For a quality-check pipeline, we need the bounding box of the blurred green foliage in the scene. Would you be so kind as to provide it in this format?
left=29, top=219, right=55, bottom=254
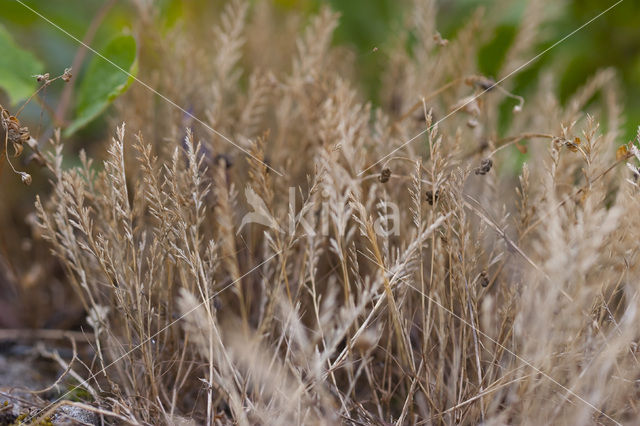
left=64, top=33, right=137, bottom=136
left=559, top=0, right=640, bottom=139
left=0, top=0, right=135, bottom=138
left=321, top=0, right=640, bottom=140
left=0, top=24, right=43, bottom=104
left=0, top=0, right=638, bottom=142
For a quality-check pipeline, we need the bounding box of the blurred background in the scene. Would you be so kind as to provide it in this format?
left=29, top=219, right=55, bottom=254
left=3, top=0, right=640, bottom=138
left=0, top=0, right=638, bottom=329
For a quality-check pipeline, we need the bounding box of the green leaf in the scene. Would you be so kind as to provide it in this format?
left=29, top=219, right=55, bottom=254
left=0, top=24, right=44, bottom=105
left=65, top=33, right=137, bottom=137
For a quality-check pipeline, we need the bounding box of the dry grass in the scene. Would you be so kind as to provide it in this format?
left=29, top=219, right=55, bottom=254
left=24, top=0, right=640, bottom=424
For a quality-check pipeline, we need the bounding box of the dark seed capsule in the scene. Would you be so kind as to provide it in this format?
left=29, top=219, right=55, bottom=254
left=425, top=189, right=440, bottom=205
left=479, top=270, right=489, bottom=287
left=378, top=168, right=391, bottom=183
left=477, top=78, right=496, bottom=91
left=475, top=158, right=493, bottom=175
left=35, top=73, right=49, bottom=83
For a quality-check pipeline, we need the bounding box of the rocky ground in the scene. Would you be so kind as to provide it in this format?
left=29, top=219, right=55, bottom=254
left=0, top=341, right=99, bottom=426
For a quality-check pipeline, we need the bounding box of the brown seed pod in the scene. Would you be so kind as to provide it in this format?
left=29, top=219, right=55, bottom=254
left=479, top=270, right=489, bottom=287
left=564, top=137, right=581, bottom=152
left=476, top=77, right=496, bottom=91
left=35, top=72, right=50, bottom=83
left=616, top=145, right=628, bottom=161
left=474, top=158, right=493, bottom=175
left=425, top=189, right=440, bottom=205
left=514, top=142, right=527, bottom=154
left=378, top=167, right=391, bottom=183
left=62, top=67, right=73, bottom=83
left=433, top=32, right=449, bottom=47
left=20, top=172, right=32, bottom=186
left=1, top=107, right=30, bottom=158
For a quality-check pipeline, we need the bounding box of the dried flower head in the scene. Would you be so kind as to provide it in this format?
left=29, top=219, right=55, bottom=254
left=34, top=72, right=50, bottom=83
left=479, top=270, right=489, bottom=287
left=564, top=137, right=582, bottom=152
left=617, top=145, right=629, bottom=161
left=1, top=108, right=30, bottom=157
left=433, top=32, right=448, bottom=47
left=475, top=158, right=493, bottom=175
left=426, top=189, right=440, bottom=205
left=62, top=67, right=73, bottom=82
left=19, top=172, right=32, bottom=186
left=476, top=77, right=496, bottom=91
left=378, top=167, right=391, bottom=183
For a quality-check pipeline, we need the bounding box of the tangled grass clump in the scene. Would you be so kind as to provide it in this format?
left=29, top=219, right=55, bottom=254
left=28, top=0, right=640, bottom=424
